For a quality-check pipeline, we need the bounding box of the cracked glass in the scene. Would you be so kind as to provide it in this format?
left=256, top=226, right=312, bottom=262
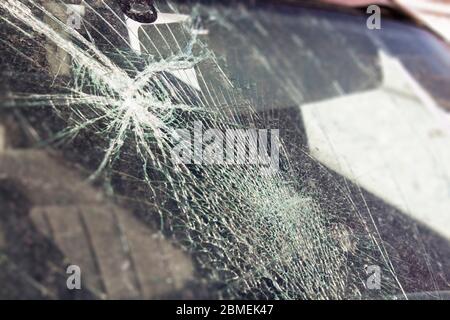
left=0, top=0, right=450, bottom=300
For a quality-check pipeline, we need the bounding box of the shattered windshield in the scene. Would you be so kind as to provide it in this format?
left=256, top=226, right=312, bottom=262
left=0, top=0, right=450, bottom=300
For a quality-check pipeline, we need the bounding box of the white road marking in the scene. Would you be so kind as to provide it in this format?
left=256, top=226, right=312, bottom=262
left=301, top=51, right=450, bottom=239
left=125, top=13, right=201, bottom=91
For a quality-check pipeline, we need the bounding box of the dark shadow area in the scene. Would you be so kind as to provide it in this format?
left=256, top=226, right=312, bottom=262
left=0, top=179, right=96, bottom=299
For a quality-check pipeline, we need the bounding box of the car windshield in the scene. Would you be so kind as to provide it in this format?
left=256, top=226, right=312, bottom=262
left=0, top=0, right=449, bottom=300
